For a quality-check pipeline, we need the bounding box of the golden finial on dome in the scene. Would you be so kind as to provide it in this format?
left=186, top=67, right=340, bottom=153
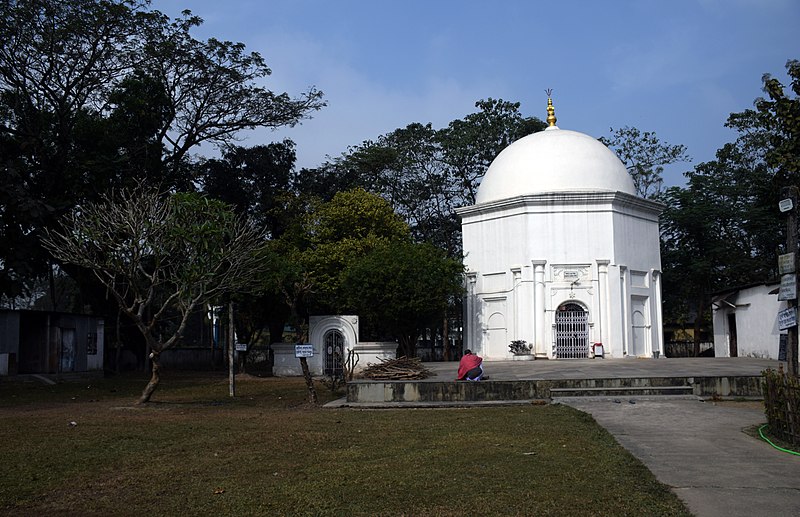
left=545, top=88, right=557, bottom=127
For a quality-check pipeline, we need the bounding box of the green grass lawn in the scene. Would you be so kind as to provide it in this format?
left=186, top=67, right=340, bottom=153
left=0, top=372, right=690, bottom=516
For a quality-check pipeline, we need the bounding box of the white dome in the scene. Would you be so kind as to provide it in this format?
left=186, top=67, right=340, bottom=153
left=475, top=127, right=636, bottom=204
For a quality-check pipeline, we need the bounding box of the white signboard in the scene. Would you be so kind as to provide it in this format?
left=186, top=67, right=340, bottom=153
left=779, top=253, right=796, bottom=275
left=235, top=342, right=248, bottom=352
left=778, top=307, right=797, bottom=330
left=779, top=198, right=794, bottom=213
left=295, top=344, right=314, bottom=358
left=779, top=274, right=797, bottom=301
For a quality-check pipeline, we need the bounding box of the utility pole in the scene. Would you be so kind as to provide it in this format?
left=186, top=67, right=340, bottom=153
left=781, top=187, right=799, bottom=376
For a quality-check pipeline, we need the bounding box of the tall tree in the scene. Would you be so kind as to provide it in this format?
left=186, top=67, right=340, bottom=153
left=297, top=188, right=411, bottom=311
left=341, top=240, right=463, bottom=357
left=307, top=99, right=545, bottom=256
left=439, top=98, right=546, bottom=205
left=756, top=59, right=800, bottom=187
left=200, top=140, right=297, bottom=238
left=137, top=9, right=323, bottom=178
left=0, top=0, right=324, bottom=303
left=600, top=126, right=690, bottom=199
left=659, top=60, right=799, bottom=351
left=43, top=186, right=268, bottom=403
left=660, top=157, right=765, bottom=353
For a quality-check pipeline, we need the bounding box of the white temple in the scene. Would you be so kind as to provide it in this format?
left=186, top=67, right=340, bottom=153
left=456, top=97, right=664, bottom=360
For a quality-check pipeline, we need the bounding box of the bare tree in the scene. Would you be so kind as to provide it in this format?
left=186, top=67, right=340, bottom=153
left=43, top=185, right=268, bottom=403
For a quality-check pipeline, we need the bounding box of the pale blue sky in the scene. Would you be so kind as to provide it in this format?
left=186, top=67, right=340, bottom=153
left=151, top=0, right=799, bottom=187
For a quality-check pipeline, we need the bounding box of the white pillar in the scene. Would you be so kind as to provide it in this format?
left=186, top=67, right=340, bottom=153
left=466, top=273, right=478, bottom=352
left=511, top=267, right=522, bottom=342
left=620, top=266, right=630, bottom=356
left=652, top=269, right=664, bottom=357
left=532, top=260, right=547, bottom=357
left=597, top=260, right=610, bottom=354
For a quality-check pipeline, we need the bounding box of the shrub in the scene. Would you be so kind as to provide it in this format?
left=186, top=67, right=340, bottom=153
left=509, top=340, right=532, bottom=355
left=762, top=366, right=800, bottom=446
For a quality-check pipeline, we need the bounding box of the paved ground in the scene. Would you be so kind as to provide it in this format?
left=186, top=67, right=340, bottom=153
left=559, top=398, right=800, bottom=517
left=341, top=358, right=798, bottom=515
left=419, top=357, right=780, bottom=382
left=352, top=358, right=797, bottom=515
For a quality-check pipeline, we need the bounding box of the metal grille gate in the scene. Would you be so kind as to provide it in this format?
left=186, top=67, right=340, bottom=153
left=554, top=303, right=590, bottom=359
left=324, top=330, right=344, bottom=378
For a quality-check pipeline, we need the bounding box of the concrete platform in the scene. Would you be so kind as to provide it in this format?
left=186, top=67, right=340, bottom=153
left=340, top=357, right=781, bottom=407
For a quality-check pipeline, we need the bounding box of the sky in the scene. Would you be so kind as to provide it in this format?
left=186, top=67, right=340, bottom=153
left=150, top=0, right=799, bottom=188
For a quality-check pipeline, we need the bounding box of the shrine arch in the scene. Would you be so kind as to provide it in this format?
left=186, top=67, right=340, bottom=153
left=554, top=302, right=590, bottom=359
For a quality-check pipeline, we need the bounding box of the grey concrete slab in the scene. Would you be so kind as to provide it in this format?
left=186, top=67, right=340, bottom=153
left=560, top=398, right=800, bottom=517
left=417, top=357, right=780, bottom=382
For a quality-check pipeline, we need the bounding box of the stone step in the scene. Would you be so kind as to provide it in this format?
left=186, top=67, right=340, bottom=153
left=549, top=385, right=693, bottom=397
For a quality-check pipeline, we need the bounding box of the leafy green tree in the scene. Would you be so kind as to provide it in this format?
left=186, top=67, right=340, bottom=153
left=297, top=188, right=411, bottom=310
left=199, top=140, right=304, bottom=350
left=200, top=140, right=298, bottom=238
left=341, top=241, right=464, bottom=357
left=0, top=0, right=324, bottom=303
left=137, top=10, right=324, bottom=177
left=307, top=99, right=545, bottom=256
left=756, top=59, right=800, bottom=187
left=600, top=126, right=690, bottom=199
left=660, top=159, right=764, bottom=354
left=659, top=61, right=799, bottom=352
left=439, top=98, right=546, bottom=204
left=43, top=186, right=268, bottom=403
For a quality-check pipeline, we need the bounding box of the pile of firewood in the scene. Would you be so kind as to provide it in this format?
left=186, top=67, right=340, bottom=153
left=360, top=356, right=433, bottom=380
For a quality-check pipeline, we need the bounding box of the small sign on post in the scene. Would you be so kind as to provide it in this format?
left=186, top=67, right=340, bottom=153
left=779, top=253, right=796, bottom=275
left=779, top=334, right=788, bottom=361
left=779, top=274, right=797, bottom=301
left=779, top=307, right=797, bottom=330
left=295, top=344, right=314, bottom=358
left=235, top=342, right=248, bottom=352
left=779, top=198, right=794, bottom=213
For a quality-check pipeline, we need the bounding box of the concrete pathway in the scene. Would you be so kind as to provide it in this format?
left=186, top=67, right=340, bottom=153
left=560, top=398, right=800, bottom=517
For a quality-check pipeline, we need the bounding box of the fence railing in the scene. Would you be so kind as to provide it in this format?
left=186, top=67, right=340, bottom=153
left=763, top=367, right=800, bottom=446
left=664, top=341, right=714, bottom=358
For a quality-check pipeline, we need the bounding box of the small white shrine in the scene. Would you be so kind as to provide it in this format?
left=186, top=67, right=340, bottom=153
left=271, top=315, right=396, bottom=376
left=456, top=97, right=664, bottom=359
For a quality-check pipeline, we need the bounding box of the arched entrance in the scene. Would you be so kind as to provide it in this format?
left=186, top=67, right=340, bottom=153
left=323, top=329, right=344, bottom=378
left=554, top=302, right=589, bottom=358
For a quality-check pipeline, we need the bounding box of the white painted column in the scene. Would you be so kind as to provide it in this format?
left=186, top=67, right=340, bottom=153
left=532, top=260, right=547, bottom=357
left=652, top=269, right=664, bottom=357
left=511, top=267, right=522, bottom=342
left=620, top=266, right=630, bottom=356
left=597, top=260, right=610, bottom=354
left=466, top=273, right=478, bottom=352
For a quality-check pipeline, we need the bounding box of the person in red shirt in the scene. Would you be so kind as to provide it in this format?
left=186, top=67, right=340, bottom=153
left=456, top=349, right=483, bottom=381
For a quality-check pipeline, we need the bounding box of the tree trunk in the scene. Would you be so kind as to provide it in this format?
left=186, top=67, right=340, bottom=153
left=137, top=351, right=161, bottom=404
left=398, top=332, right=418, bottom=358
left=442, top=316, right=450, bottom=361
left=299, top=356, right=318, bottom=405
left=238, top=350, right=247, bottom=375
left=693, top=300, right=704, bottom=357
left=48, top=261, right=56, bottom=311
left=228, top=302, right=236, bottom=397
left=114, top=308, right=122, bottom=373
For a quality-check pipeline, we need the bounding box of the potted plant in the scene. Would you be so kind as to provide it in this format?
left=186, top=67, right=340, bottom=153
left=509, top=340, right=534, bottom=360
